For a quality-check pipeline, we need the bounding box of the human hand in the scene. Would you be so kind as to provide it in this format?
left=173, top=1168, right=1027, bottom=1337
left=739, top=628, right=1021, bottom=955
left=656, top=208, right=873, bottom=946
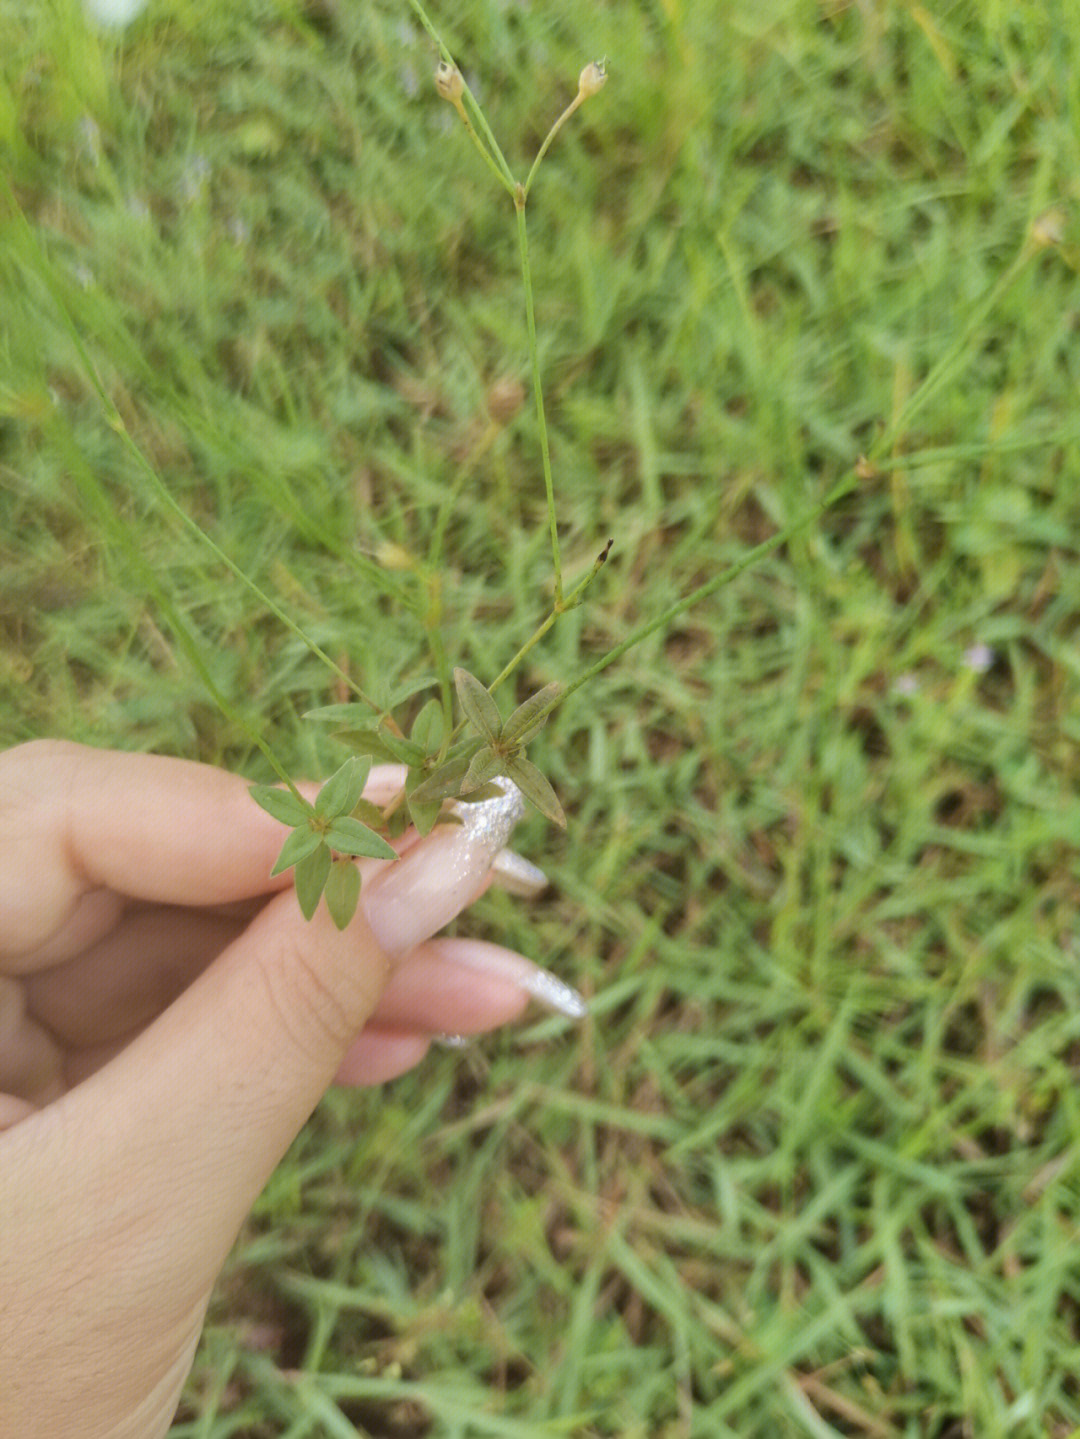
left=0, top=739, right=584, bottom=1439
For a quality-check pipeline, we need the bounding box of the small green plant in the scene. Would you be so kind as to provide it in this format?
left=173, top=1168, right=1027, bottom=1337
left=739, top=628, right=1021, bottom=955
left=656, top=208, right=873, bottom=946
left=248, top=8, right=613, bottom=926
left=245, top=3, right=858, bottom=929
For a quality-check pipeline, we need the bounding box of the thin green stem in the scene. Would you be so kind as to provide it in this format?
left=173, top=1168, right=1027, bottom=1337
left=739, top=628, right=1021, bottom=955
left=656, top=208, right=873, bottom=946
left=565, top=539, right=613, bottom=608
left=534, top=240, right=1040, bottom=720
left=452, top=97, right=516, bottom=193
left=516, top=200, right=563, bottom=604
left=523, top=95, right=582, bottom=200
left=558, top=473, right=858, bottom=708
left=550, top=232, right=1036, bottom=717
left=482, top=539, right=611, bottom=700
left=487, top=611, right=560, bottom=697
left=419, top=570, right=454, bottom=734
left=407, top=0, right=516, bottom=192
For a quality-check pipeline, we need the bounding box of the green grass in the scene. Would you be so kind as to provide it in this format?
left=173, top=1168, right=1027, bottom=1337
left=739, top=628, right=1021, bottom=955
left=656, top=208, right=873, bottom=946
left=5, top=0, right=1080, bottom=1433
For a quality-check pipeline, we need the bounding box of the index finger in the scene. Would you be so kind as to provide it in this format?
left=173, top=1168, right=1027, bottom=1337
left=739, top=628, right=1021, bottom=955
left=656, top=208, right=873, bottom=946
left=0, top=740, right=406, bottom=962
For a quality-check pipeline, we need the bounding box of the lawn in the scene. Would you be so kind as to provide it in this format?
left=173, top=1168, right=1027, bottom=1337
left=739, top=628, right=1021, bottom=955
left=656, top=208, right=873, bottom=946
left=4, top=0, right=1080, bottom=1434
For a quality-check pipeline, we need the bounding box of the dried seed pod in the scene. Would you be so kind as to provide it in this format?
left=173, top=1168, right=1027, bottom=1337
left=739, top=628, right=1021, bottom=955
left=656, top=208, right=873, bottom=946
left=435, top=61, right=465, bottom=102
left=577, top=59, right=607, bottom=99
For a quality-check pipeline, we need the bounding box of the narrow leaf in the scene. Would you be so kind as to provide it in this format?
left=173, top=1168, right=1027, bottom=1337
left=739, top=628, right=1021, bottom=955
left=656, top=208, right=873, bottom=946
left=454, top=668, right=502, bottom=744
left=386, top=808, right=412, bottom=839
left=325, top=816, right=399, bottom=860
left=335, top=729, right=400, bottom=763
left=461, top=746, right=505, bottom=794
left=270, top=823, right=324, bottom=876
left=249, top=784, right=313, bottom=828
left=453, top=782, right=506, bottom=803
left=410, top=697, right=445, bottom=755
left=405, top=767, right=443, bottom=836
left=304, top=702, right=382, bottom=725
left=315, top=755, right=372, bottom=819
left=501, top=682, right=562, bottom=746
left=350, top=797, right=387, bottom=829
left=407, top=793, right=443, bottom=836
left=445, top=734, right=488, bottom=761
left=374, top=729, right=426, bottom=766
left=505, top=755, right=566, bottom=827
left=325, top=858, right=362, bottom=930
left=386, top=676, right=440, bottom=709
left=408, top=753, right=474, bottom=805
left=294, top=842, right=332, bottom=919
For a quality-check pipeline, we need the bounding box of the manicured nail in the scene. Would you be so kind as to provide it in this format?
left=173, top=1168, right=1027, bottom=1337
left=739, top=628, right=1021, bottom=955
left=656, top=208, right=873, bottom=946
left=490, top=849, right=549, bottom=898
left=363, top=781, right=526, bottom=957
left=433, top=939, right=588, bottom=1021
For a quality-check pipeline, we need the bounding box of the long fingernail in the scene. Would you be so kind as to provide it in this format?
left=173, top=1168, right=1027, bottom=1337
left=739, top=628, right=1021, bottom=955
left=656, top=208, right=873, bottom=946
left=435, top=940, right=588, bottom=1020
left=490, top=849, right=549, bottom=898
left=363, top=780, right=526, bottom=956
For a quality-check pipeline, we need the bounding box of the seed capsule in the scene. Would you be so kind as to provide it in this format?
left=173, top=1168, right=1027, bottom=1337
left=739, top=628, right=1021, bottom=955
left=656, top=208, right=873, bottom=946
left=435, top=61, right=465, bottom=102
left=577, top=59, right=607, bottom=99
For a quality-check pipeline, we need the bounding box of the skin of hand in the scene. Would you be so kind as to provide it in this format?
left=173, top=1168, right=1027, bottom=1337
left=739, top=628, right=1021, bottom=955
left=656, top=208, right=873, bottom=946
left=0, top=739, right=539, bottom=1439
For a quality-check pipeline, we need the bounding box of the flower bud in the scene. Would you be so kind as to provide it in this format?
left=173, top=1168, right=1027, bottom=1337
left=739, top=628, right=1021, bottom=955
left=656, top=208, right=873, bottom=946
left=434, top=61, right=465, bottom=102
left=577, top=59, right=607, bottom=99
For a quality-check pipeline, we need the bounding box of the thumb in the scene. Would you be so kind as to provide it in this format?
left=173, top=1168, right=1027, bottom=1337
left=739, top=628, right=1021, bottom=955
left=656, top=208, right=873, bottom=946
left=0, top=888, right=391, bottom=1439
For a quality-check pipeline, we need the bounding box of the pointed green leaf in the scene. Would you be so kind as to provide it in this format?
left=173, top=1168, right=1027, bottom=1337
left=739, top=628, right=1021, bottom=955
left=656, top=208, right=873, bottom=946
left=350, top=797, right=387, bottom=829
left=501, top=682, right=562, bottom=746
left=408, top=752, right=476, bottom=805
left=386, top=676, right=440, bottom=709
left=304, top=702, right=382, bottom=725
left=454, top=668, right=502, bottom=744
left=406, top=793, right=443, bottom=836
left=404, top=767, right=442, bottom=836
left=446, top=734, right=488, bottom=761
left=410, top=697, right=446, bottom=756
left=294, top=842, right=332, bottom=919
left=325, top=816, right=398, bottom=860
left=270, top=822, right=324, bottom=876
left=315, top=756, right=372, bottom=819
left=374, top=728, right=426, bottom=766
left=325, top=858, right=362, bottom=929
left=335, top=729, right=400, bottom=763
left=505, top=755, right=566, bottom=828
left=462, top=746, right=505, bottom=794
left=249, top=784, right=313, bottom=828
left=453, top=782, right=506, bottom=803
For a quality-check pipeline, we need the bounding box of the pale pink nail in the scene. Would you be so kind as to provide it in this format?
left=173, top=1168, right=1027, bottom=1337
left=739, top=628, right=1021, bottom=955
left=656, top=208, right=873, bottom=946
left=362, top=781, right=526, bottom=957
left=429, top=938, right=588, bottom=1020
left=490, top=849, right=549, bottom=898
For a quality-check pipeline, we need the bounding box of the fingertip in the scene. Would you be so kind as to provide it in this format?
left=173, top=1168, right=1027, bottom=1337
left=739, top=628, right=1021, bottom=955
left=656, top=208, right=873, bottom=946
left=332, top=1028, right=432, bottom=1087
left=374, top=944, right=530, bottom=1033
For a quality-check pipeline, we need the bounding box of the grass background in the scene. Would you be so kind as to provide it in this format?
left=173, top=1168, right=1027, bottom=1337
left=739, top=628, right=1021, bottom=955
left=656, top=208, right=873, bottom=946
left=4, top=0, right=1080, bottom=1433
